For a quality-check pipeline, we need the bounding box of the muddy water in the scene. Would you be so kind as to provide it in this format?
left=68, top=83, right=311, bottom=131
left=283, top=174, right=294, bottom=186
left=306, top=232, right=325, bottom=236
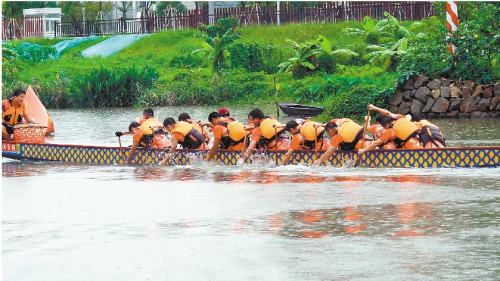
left=3, top=106, right=500, bottom=280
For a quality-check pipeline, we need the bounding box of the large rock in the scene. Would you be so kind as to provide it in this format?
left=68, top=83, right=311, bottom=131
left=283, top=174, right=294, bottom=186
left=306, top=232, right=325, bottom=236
left=494, top=82, right=500, bottom=96
left=431, top=97, right=450, bottom=113
left=389, top=105, right=399, bottom=113
left=471, top=111, right=488, bottom=118
left=450, top=85, right=462, bottom=98
left=490, top=96, right=500, bottom=111
left=389, top=90, right=403, bottom=106
left=478, top=98, right=491, bottom=111
left=427, top=79, right=441, bottom=90
left=432, top=88, right=441, bottom=99
left=488, top=111, right=499, bottom=118
left=410, top=99, right=424, bottom=114
left=440, top=77, right=451, bottom=87
left=447, top=111, right=459, bottom=118
left=440, top=86, right=451, bottom=98
left=421, top=98, right=435, bottom=113
left=459, top=112, right=470, bottom=118
left=397, top=102, right=412, bottom=115
left=403, top=78, right=415, bottom=90
left=402, top=89, right=414, bottom=102
left=414, top=75, right=429, bottom=88
left=414, top=87, right=431, bottom=103
left=460, top=97, right=478, bottom=113
left=474, top=96, right=482, bottom=104
left=449, top=98, right=462, bottom=111
left=461, top=86, right=472, bottom=98
left=497, top=102, right=500, bottom=111
left=483, top=86, right=493, bottom=98
left=472, top=86, right=483, bottom=98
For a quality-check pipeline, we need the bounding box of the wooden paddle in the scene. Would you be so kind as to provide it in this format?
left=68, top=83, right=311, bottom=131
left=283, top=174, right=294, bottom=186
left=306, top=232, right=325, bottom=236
left=354, top=109, right=371, bottom=167
left=314, top=126, right=318, bottom=160
left=117, top=135, right=125, bottom=163
left=275, top=126, right=279, bottom=165
left=200, top=122, right=207, bottom=158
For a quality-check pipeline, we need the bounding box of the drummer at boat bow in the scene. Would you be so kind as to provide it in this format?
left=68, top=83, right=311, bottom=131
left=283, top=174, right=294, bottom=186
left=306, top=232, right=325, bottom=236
left=240, top=108, right=289, bottom=163
left=280, top=119, right=330, bottom=165
left=313, top=118, right=371, bottom=165
left=205, top=112, right=247, bottom=161
left=2, top=89, right=37, bottom=140
left=359, top=104, right=423, bottom=156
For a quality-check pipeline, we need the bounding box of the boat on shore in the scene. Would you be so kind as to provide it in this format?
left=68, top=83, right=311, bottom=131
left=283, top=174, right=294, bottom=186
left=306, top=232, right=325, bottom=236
left=278, top=103, right=326, bottom=117
left=2, top=141, right=499, bottom=168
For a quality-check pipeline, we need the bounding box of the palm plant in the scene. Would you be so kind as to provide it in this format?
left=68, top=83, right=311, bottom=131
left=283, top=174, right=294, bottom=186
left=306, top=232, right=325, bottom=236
left=381, top=11, right=425, bottom=41
left=192, top=28, right=241, bottom=72
left=277, top=39, right=322, bottom=78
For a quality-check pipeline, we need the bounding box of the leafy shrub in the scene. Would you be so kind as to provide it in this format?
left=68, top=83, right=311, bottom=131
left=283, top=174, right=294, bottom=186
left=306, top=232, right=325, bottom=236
left=68, top=65, right=158, bottom=108
left=10, top=42, right=57, bottom=63
left=229, top=42, right=264, bottom=72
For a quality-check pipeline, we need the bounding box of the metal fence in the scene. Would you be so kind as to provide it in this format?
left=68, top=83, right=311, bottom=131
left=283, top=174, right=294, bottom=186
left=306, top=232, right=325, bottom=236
left=2, top=2, right=436, bottom=40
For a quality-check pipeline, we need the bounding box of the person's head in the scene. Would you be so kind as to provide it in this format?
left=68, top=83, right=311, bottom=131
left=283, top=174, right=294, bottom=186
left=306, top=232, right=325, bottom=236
left=285, top=120, right=300, bottom=134
left=143, top=108, right=154, bottom=119
left=325, top=122, right=338, bottom=138
left=208, top=112, right=222, bottom=125
left=178, top=112, right=191, bottom=122
left=11, top=89, right=26, bottom=105
left=411, top=113, right=425, bottom=122
left=219, top=108, right=230, bottom=117
left=163, top=117, right=177, bottom=131
left=129, top=121, right=141, bottom=133
left=248, top=108, right=265, bottom=124
left=376, top=114, right=396, bottom=128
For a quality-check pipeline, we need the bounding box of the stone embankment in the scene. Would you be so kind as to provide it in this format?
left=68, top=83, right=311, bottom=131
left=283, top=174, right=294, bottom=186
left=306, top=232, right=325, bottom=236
left=389, top=75, right=500, bottom=118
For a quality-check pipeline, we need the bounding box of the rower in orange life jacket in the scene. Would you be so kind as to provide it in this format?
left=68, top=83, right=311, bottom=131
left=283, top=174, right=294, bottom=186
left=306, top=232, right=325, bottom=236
left=411, top=113, right=446, bottom=148
left=115, top=118, right=170, bottom=164
left=359, top=104, right=423, bottom=157
left=313, top=118, right=372, bottom=165
left=178, top=112, right=211, bottom=144
left=367, top=114, right=397, bottom=149
left=135, top=108, right=155, bottom=125
left=162, top=117, right=208, bottom=151
left=205, top=111, right=248, bottom=161
left=239, top=108, right=289, bottom=164
left=2, top=89, right=37, bottom=140
left=279, top=119, right=331, bottom=165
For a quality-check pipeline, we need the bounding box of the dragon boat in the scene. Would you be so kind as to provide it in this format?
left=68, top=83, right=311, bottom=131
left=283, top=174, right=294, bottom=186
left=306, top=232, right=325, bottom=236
left=2, top=140, right=500, bottom=168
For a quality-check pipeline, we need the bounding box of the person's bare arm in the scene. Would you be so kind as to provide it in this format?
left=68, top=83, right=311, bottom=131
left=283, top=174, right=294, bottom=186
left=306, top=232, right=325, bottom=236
left=207, top=138, right=221, bottom=161
left=313, top=146, right=337, bottom=165
left=126, top=141, right=138, bottom=163
left=359, top=139, right=384, bottom=155
left=281, top=148, right=295, bottom=165
left=368, top=104, right=392, bottom=117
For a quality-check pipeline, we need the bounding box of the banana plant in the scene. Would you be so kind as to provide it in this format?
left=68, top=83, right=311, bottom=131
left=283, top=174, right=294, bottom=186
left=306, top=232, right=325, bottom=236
left=277, top=39, right=322, bottom=76
left=364, top=37, right=410, bottom=71
left=342, top=15, right=394, bottom=44
left=193, top=28, right=241, bottom=72
left=316, top=35, right=359, bottom=62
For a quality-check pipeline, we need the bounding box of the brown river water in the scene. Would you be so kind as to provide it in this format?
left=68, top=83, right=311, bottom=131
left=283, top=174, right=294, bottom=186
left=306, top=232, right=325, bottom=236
left=3, top=105, right=500, bottom=280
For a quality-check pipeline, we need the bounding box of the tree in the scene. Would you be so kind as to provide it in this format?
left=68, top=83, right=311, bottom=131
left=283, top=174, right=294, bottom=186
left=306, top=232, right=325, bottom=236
left=117, top=1, right=132, bottom=19
left=155, top=1, right=187, bottom=16
left=58, top=1, right=83, bottom=22
left=2, top=1, right=57, bottom=18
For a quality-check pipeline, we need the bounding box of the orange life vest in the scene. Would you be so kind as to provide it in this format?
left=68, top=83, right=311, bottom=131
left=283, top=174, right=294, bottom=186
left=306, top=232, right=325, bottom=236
left=2, top=99, right=24, bottom=125
left=172, top=121, right=204, bottom=149
left=391, top=118, right=421, bottom=147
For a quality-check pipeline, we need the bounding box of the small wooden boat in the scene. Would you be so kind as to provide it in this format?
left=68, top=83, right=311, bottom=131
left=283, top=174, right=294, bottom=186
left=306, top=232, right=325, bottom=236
left=278, top=103, right=326, bottom=117
left=2, top=141, right=499, bottom=168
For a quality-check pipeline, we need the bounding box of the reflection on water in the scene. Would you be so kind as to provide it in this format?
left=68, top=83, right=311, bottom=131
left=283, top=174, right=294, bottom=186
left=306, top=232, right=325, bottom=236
left=3, top=105, right=500, bottom=281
